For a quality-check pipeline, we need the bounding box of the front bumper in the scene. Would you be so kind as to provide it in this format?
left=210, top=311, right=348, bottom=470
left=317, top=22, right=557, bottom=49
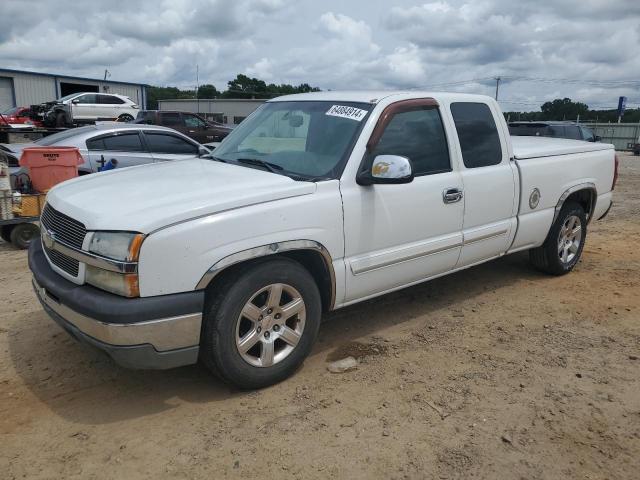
left=29, top=240, right=205, bottom=369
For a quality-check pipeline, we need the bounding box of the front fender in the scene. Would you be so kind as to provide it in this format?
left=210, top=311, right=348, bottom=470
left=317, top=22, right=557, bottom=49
left=137, top=181, right=345, bottom=299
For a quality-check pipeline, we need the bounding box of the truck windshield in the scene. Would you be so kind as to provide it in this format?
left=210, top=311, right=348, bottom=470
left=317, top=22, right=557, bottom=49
left=213, top=101, right=372, bottom=180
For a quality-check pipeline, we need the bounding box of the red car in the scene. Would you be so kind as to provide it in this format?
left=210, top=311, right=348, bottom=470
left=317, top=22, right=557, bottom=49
left=0, top=106, right=43, bottom=127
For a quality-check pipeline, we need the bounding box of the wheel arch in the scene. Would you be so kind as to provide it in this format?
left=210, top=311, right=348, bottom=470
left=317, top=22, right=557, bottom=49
left=553, top=183, right=597, bottom=224
left=196, top=240, right=336, bottom=312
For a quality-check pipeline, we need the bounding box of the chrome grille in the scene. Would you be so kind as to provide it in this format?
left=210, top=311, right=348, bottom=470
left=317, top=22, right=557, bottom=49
left=40, top=204, right=87, bottom=249
left=44, top=244, right=80, bottom=276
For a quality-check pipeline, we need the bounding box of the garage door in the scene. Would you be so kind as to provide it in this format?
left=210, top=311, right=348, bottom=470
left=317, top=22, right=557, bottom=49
left=0, top=77, right=15, bottom=112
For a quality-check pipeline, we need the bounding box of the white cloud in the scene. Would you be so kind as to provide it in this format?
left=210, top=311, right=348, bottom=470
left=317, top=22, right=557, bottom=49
left=0, top=0, right=638, bottom=110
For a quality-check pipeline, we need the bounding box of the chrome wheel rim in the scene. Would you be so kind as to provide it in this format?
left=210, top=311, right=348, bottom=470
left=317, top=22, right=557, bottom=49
left=557, top=215, right=582, bottom=264
left=235, top=283, right=306, bottom=368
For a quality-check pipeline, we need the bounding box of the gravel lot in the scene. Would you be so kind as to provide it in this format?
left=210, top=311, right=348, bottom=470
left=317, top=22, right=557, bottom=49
left=1, top=153, right=639, bottom=479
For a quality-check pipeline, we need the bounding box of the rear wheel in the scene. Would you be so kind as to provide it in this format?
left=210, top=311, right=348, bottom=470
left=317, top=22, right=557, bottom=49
left=200, top=258, right=321, bottom=389
left=529, top=201, right=586, bottom=275
left=10, top=223, right=40, bottom=249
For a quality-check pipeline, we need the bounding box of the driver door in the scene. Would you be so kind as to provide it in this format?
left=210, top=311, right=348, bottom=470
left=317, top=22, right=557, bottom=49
left=341, top=99, right=464, bottom=303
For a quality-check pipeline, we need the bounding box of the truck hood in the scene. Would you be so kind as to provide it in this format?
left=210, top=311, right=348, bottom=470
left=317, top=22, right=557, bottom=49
left=45, top=159, right=316, bottom=233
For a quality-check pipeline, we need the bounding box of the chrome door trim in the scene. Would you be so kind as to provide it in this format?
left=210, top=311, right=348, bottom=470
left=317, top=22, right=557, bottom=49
left=195, top=240, right=336, bottom=310
left=463, top=229, right=509, bottom=246
left=349, top=238, right=463, bottom=276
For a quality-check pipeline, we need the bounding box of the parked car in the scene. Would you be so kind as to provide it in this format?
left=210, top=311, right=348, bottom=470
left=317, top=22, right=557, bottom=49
left=1, top=123, right=209, bottom=184
left=509, top=121, right=600, bottom=142
left=29, top=91, right=616, bottom=389
left=134, top=110, right=232, bottom=143
left=0, top=106, right=43, bottom=127
left=31, top=92, right=140, bottom=128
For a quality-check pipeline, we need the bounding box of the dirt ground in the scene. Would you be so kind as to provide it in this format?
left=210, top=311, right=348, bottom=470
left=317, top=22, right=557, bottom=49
left=1, top=153, right=639, bottom=480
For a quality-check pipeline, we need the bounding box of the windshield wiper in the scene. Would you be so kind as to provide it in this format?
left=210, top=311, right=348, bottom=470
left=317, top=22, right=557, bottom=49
left=236, top=158, right=283, bottom=173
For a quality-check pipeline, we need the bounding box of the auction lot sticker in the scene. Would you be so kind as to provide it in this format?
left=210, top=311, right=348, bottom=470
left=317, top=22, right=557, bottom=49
left=326, top=105, right=368, bottom=121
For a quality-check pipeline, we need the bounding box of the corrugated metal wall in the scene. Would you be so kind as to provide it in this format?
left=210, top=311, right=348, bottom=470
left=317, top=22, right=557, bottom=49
left=587, top=123, right=640, bottom=150
left=5, top=71, right=55, bottom=107
left=0, top=69, right=146, bottom=109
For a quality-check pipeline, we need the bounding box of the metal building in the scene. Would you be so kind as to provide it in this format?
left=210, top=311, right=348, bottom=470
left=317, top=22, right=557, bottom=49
left=158, top=98, right=265, bottom=125
left=587, top=123, right=640, bottom=151
left=0, top=68, right=147, bottom=112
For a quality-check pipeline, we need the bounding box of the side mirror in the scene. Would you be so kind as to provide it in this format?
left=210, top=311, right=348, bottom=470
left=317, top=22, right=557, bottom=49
left=71, top=99, right=80, bottom=104
left=593, top=135, right=601, bottom=142
left=357, top=155, right=414, bottom=186
left=198, top=146, right=210, bottom=157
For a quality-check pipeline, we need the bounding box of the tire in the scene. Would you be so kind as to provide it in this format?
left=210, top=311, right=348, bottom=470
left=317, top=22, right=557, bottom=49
left=200, top=258, right=322, bottom=389
left=0, top=225, right=15, bottom=243
left=117, top=114, right=134, bottom=122
left=55, top=112, right=66, bottom=128
left=529, top=201, right=587, bottom=275
left=10, top=223, right=40, bottom=249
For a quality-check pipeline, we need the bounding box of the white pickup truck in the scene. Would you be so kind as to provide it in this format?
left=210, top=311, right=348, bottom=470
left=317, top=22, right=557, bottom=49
left=29, top=91, right=617, bottom=389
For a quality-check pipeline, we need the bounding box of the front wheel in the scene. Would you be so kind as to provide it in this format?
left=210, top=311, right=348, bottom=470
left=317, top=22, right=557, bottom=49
left=529, top=201, right=587, bottom=275
left=117, top=114, right=134, bottom=122
left=200, top=258, right=322, bottom=389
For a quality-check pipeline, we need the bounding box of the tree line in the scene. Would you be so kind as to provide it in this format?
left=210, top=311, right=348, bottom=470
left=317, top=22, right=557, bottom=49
left=148, top=79, right=639, bottom=124
left=147, top=74, right=320, bottom=109
left=504, top=97, right=640, bottom=123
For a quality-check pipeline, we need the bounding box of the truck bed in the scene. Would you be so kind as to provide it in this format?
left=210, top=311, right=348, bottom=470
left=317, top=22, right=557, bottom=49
left=511, top=136, right=612, bottom=160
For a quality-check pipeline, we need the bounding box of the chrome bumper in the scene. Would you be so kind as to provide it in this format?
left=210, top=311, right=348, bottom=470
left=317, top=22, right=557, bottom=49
left=33, top=278, right=202, bottom=352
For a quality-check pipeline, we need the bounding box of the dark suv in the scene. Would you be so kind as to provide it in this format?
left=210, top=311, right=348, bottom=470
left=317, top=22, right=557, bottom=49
left=134, top=110, right=232, bottom=144
left=509, top=122, right=600, bottom=142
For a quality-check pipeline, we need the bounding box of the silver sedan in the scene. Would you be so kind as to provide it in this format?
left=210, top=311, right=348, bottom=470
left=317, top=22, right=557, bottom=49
left=1, top=123, right=210, bottom=182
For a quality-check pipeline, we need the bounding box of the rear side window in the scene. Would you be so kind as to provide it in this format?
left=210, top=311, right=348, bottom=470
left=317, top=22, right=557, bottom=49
left=371, top=108, right=451, bottom=176
left=86, top=133, right=144, bottom=152
left=160, top=113, right=183, bottom=127
left=451, top=103, right=502, bottom=168
left=99, top=95, right=125, bottom=105
left=145, top=133, right=198, bottom=154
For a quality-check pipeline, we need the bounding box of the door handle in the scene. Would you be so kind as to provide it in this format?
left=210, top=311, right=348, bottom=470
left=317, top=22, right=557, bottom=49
left=443, top=187, right=463, bottom=204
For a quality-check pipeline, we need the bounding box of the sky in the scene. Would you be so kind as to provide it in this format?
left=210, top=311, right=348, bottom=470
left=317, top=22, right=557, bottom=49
left=1, top=0, right=639, bottom=111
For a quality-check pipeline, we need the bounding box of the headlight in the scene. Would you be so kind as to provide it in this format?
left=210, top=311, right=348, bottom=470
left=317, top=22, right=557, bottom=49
left=86, top=231, right=144, bottom=297
left=86, top=265, right=140, bottom=297
left=88, top=232, right=144, bottom=261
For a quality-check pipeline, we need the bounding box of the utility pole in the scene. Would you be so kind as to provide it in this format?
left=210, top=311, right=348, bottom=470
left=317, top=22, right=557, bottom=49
left=196, top=64, right=200, bottom=114
left=494, top=76, right=501, bottom=100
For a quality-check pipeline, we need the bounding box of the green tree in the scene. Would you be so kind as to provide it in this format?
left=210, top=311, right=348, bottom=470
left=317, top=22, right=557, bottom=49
left=540, top=98, right=589, bottom=120
left=197, top=84, right=219, bottom=99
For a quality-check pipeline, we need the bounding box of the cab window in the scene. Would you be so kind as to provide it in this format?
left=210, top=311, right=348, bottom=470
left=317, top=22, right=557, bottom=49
left=370, top=108, right=451, bottom=176
left=451, top=102, right=502, bottom=168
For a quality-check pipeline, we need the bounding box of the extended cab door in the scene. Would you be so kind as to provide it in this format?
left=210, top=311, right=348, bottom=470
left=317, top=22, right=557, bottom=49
left=341, top=99, right=464, bottom=303
left=448, top=101, right=518, bottom=267
left=86, top=131, right=154, bottom=171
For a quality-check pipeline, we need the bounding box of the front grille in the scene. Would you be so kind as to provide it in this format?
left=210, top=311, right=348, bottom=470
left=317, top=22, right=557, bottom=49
left=44, top=244, right=80, bottom=276
left=41, top=204, right=87, bottom=249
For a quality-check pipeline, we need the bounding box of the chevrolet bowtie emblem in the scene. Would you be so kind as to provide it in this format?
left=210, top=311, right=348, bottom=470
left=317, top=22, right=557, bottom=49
left=42, top=229, right=56, bottom=249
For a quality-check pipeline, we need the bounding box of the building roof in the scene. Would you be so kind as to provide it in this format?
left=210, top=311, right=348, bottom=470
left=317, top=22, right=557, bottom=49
left=0, top=67, right=148, bottom=87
